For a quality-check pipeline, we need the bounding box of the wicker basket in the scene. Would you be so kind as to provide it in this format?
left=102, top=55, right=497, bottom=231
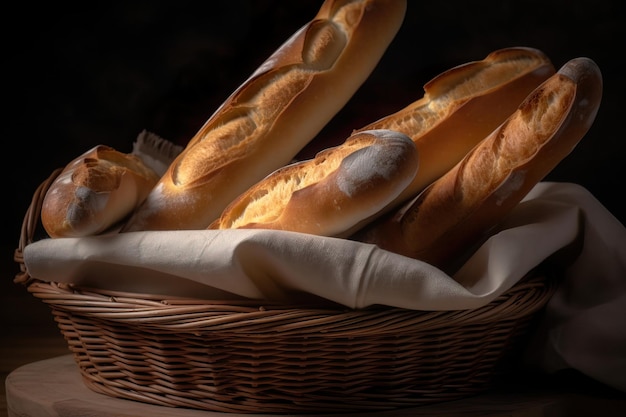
left=14, top=169, right=557, bottom=414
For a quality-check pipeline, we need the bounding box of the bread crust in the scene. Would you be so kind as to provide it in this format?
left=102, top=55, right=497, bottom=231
left=41, top=145, right=160, bottom=238
left=355, top=57, right=602, bottom=272
left=210, top=129, right=418, bottom=237
left=355, top=47, right=555, bottom=209
left=122, top=0, right=407, bottom=231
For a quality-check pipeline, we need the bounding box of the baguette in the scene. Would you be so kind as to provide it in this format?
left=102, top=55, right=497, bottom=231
left=354, top=47, right=555, bottom=208
left=122, top=0, right=407, bottom=232
left=41, top=145, right=160, bottom=238
left=209, top=129, right=418, bottom=237
left=354, top=57, right=603, bottom=272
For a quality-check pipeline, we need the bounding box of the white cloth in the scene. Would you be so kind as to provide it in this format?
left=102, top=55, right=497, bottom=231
left=23, top=182, right=626, bottom=391
left=521, top=182, right=626, bottom=393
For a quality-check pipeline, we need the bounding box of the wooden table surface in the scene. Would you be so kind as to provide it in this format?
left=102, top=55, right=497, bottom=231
left=3, top=244, right=626, bottom=416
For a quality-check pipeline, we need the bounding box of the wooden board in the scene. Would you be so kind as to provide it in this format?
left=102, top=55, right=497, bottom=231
left=6, top=355, right=626, bottom=416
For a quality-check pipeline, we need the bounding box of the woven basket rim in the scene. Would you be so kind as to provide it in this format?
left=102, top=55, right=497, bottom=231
left=24, top=271, right=554, bottom=336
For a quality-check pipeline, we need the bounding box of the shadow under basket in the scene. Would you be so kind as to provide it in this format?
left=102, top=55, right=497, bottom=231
left=14, top=169, right=558, bottom=414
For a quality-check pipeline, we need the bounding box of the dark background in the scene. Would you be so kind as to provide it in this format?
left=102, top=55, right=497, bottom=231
left=3, top=0, right=625, bottom=274
left=2, top=1, right=625, bottom=410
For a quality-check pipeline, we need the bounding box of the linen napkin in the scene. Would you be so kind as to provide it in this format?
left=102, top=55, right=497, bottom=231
left=521, top=182, right=626, bottom=393
left=22, top=183, right=578, bottom=309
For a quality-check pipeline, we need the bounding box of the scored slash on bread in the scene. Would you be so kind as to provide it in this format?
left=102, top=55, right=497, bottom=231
left=121, top=0, right=408, bottom=232
left=353, top=57, right=603, bottom=273
left=209, top=129, right=418, bottom=237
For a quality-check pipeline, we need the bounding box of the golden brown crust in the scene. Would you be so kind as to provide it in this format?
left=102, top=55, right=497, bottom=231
left=355, top=57, right=602, bottom=272
left=41, top=146, right=160, bottom=238
left=354, top=47, right=555, bottom=209
left=209, top=129, right=418, bottom=237
left=122, top=0, right=407, bottom=232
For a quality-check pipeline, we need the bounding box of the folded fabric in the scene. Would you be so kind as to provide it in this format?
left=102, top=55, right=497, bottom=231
left=521, top=182, right=626, bottom=393
left=24, top=182, right=580, bottom=310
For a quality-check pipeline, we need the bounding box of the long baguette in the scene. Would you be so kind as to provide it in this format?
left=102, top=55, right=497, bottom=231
left=122, top=0, right=407, bottom=232
left=209, top=129, right=418, bottom=237
left=354, top=57, right=603, bottom=272
left=354, top=47, right=555, bottom=209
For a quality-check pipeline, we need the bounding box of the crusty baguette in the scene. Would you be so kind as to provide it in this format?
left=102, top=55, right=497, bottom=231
left=354, top=57, right=602, bottom=272
left=41, top=145, right=160, bottom=238
left=122, top=0, right=407, bottom=232
left=209, top=129, right=418, bottom=237
left=354, top=47, right=555, bottom=208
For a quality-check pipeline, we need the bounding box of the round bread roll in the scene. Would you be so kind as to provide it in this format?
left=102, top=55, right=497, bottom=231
left=122, top=0, right=407, bottom=232
left=41, top=145, right=160, bottom=238
left=354, top=57, right=603, bottom=272
left=209, top=129, right=418, bottom=237
left=354, top=47, right=555, bottom=209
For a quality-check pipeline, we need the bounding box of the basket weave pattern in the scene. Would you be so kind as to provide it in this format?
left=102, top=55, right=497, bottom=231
left=14, top=169, right=557, bottom=414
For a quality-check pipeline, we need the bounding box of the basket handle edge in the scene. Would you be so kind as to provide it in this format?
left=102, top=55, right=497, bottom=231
left=14, top=168, right=63, bottom=286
